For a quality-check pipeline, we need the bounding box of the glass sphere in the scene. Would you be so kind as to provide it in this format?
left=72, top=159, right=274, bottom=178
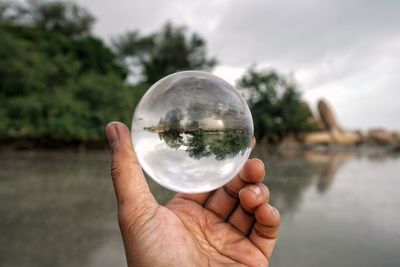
left=131, top=71, right=253, bottom=193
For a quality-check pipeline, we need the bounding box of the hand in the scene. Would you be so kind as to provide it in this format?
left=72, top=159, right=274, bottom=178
left=106, top=122, right=280, bottom=267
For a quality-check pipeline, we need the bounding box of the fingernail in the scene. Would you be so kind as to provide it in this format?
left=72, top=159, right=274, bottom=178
left=106, top=122, right=119, bottom=148
left=268, top=204, right=275, bottom=213
left=253, top=158, right=264, bottom=169
left=249, top=185, right=262, bottom=199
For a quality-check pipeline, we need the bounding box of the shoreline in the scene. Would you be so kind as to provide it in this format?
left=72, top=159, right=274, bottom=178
left=0, top=139, right=398, bottom=155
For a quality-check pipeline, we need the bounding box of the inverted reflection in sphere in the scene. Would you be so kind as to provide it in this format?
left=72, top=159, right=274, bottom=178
left=132, top=71, right=253, bottom=193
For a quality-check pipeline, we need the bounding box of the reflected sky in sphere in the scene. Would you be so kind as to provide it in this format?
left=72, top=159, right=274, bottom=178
left=132, top=71, right=253, bottom=193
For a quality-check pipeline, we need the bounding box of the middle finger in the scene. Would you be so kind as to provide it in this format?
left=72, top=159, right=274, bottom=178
left=205, top=158, right=265, bottom=220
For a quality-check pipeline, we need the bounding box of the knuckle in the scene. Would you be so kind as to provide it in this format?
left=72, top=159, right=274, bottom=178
left=110, top=160, right=123, bottom=181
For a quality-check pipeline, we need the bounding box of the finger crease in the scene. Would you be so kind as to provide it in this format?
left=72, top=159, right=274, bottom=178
left=240, top=205, right=254, bottom=217
left=222, top=185, right=239, bottom=199
left=253, top=224, right=279, bottom=239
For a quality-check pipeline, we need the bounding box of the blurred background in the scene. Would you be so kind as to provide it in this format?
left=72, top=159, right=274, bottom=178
left=0, top=0, right=399, bottom=266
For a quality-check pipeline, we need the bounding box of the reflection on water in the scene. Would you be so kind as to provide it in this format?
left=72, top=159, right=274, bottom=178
left=145, top=103, right=252, bottom=161
left=0, top=151, right=126, bottom=267
left=158, top=130, right=251, bottom=160
left=0, top=148, right=400, bottom=267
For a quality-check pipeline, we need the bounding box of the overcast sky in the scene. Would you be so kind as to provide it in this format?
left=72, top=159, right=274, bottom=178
left=77, top=0, right=400, bottom=131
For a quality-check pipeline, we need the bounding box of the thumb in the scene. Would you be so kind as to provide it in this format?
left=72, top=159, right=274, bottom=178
left=106, top=121, right=158, bottom=227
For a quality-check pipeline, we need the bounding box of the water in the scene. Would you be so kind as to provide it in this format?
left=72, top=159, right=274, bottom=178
left=0, top=147, right=400, bottom=267
left=132, top=71, right=253, bottom=193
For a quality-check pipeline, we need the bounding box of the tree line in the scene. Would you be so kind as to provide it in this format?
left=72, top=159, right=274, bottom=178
left=0, top=0, right=318, bottom=147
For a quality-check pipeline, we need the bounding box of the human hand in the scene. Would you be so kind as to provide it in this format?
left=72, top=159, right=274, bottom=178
left=106, top=122, right=280, bottom=267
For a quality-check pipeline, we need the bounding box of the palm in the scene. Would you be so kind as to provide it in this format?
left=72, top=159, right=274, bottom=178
left=163, top=197, right=272, bottom=266
left=106, top=122, right=279, bottom=267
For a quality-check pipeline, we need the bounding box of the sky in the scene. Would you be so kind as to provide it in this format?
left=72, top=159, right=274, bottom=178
left=77, top=0, right=400, bottom=131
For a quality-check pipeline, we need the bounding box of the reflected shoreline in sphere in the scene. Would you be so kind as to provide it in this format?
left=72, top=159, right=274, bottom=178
left=132, top=71, right=253, bottom=193
left=156, top=129, right=251, bottom=161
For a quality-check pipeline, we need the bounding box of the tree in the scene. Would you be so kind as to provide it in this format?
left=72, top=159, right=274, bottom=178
left=0, top=1, right=220, bottom=146
left=157, top=129, right=250, bottom=161
left=3, top=0, right=95, bottom=37
left=0, top=22, right=134, bottom=144
left=113, top=22, right=217, bottom=84
left=0, top=1, right=9, bottom=22
left=238, top=67, right=318, bottom=142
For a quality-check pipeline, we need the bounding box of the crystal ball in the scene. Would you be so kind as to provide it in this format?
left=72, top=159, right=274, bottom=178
left=131, top=71, right=253, bottom=193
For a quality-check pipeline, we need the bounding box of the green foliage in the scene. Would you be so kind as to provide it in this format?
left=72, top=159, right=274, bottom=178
left=0, top=1, right=218, bottom=145
left=159, top=129, right=184, bottom=149
left=238, top=67, right=319, bottom=142
left=208, top=131, right=250, bottom=160
left=0, top=0, right=319, bottom=146
left=159, top=130, right=251, bottom=161
left=186, top=131, right=212, bottom=159
left=113, top=22, right=217, bottom=84
left=0, top=22, right=137, bottom=143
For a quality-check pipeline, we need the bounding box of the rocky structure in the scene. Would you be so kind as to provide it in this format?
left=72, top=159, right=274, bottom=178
left=367, top=129, right=397, bottom=144
left=302, top=99, right=399, bottom=146
left=317, top=100, right=343, bottom=133
left=303, top=100, right=362, bottom=145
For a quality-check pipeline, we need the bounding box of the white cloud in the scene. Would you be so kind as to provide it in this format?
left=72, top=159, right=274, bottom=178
left=212, top=65, right=245, bottom=86
left=76, top=0, right=400, bottom=130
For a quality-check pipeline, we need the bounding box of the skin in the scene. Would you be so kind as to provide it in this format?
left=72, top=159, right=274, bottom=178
left=106, top=122, right=280, bottom=267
